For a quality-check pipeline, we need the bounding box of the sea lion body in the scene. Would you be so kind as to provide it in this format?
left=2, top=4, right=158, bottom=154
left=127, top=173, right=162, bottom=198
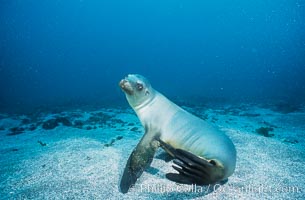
left=119, top=74, right=236, bottom=193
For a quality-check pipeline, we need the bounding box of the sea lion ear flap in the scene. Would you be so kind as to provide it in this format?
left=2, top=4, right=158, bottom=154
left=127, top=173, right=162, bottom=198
left=145, top=89, right=150, bottom=96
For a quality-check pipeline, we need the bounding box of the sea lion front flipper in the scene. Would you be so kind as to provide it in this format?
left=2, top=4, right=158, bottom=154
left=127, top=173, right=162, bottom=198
left=119, top=132, right=159, bottom=193
left=166, top=148, right=217, bottom=185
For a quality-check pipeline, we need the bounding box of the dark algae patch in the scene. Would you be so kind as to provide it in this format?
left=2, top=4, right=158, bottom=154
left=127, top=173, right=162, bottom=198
left=130, top=127, right=138, bottom=132
left=256, top=127, right=274, bottom=137
left=38, top=141, right=47, bottom=146
left=116, top=135, right=123, bottom=140
left=104, top=135, right=124, bottom=147
left=7, top=127, right=25, bottom=136
left=42, top=117, right=72, bottom=130
left=42, top=119, right=58, bottom=130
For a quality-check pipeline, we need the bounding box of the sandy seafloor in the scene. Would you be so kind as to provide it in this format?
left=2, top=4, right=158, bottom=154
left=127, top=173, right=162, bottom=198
left=0, top=103, right=304, bottom=200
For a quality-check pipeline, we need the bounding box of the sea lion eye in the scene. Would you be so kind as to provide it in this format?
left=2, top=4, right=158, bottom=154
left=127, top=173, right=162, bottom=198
left=136, top=83, right=143, bottom=90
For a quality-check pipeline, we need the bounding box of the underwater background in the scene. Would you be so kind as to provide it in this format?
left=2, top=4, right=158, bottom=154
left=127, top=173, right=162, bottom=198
left=1, top=1, right=305, bottom=199
left=1, top=0, right=304, bottom=113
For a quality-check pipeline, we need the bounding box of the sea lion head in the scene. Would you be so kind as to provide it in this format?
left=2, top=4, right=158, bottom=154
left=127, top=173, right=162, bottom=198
left=119, top=74, right=155, bottom=108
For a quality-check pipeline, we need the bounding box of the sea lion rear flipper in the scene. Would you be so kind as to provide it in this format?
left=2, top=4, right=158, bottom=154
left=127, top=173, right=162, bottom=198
left=166, top=148, right=217, bottom=185
left=157, top=138, right=177, bottom=157
left=119, top=133, right=159, bottom=193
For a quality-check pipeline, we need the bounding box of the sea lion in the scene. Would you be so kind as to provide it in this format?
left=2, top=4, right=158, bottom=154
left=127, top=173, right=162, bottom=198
left=119, top=74, right=236, bottom=193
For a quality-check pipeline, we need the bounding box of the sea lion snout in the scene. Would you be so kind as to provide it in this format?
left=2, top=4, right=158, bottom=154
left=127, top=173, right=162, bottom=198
left=119, top=74, right=138, bottom=91
left=119, top=78, right=134, bottom=95
left=119, top=79, right=127, bottom=88
left=119, top=75, right=133, bottom=87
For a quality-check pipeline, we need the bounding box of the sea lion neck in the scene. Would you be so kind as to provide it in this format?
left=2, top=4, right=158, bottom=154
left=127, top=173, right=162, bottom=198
left=132, top=90, right=157, bottom=111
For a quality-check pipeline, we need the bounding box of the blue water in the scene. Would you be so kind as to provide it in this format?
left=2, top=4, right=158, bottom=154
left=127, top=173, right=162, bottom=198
left=1, top=0, right=305, bottom=112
